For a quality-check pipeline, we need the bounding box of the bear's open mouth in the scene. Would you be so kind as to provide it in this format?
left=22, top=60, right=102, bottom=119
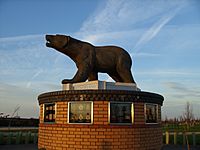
left=46, top=35, right=52, bottom=47
left=46, top=40, right=50, bottom=44
left=46, top=40, right=51, bottom=47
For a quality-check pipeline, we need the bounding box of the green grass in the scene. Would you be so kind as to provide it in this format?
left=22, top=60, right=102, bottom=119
left=162, top=124, right=200, bottom=145
left=163, top=124, right=200, bottom=132
left=0, top=131, right=38, bottom=145
left=163, top=133, right=200, bottom=145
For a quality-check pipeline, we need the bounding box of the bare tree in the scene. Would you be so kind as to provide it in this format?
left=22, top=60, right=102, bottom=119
left=8, top=105, right=21, bottom=128
left=182, top=101, right=194, bottom=150
left=182, top=101, right=194, bottom=130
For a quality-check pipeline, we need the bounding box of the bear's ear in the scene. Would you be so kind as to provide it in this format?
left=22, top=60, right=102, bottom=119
left=62, top=36, right=70, bottom=49
left=66, top=36, right=70, bottom=43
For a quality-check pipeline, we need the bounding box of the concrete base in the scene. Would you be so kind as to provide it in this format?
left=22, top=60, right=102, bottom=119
left=62, top=80, right=140, bottom=91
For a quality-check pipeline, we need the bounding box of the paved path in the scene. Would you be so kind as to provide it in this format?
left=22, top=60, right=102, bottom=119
left=0, top=144, right=38, bottom=150
left=0, top=144, right=200, bottom=150
left=162, top=145, right=200, bottom=150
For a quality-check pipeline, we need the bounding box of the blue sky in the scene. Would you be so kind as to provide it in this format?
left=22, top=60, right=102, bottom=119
left=0, top=0, right=200, bottom=118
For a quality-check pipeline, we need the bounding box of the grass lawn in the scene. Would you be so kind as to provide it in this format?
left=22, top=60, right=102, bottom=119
left=163, top=124, right=200, bottom=145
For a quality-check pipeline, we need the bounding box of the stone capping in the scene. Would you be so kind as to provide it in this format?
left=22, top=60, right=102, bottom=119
left=38, top=90, right=164, bottom=105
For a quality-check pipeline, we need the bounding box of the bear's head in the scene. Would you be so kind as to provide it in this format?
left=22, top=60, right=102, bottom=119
left=46, top=34, right=70, bottom=50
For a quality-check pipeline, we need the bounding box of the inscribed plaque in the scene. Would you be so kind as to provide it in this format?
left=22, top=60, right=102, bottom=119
left=68, top=102, right=93, bottom=124
left=44, top=103, right=56, bottom=123
left=109, top=102, right=133, bottom=124
left=145, top=103, right=158, bottom=123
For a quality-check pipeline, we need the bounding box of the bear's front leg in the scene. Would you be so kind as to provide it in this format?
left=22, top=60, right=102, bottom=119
left=62, top=79, right=73, bottom=84
left=62, top=65, right=90, bottom=84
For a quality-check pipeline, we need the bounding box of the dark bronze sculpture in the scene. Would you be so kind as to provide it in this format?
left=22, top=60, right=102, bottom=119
left=46, top=34, right=136, bottom=84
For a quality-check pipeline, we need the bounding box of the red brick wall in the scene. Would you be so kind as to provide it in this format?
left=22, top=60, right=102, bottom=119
left=39, top=104, right=43, bottom=123
left=39, top=124, right=162, bottom=150
left=38, top=101, right=163, bottom=150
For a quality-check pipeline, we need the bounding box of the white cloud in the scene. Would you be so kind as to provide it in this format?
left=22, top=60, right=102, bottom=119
left=26, top=69, right=44, bottom=88
left=0, top=34, right=75, bottom=84
left=134, top=52, right=161, bottom=58
left=0, top=83, right=39, bottom=118
left=138, top=80, right=200, bottom=118
left=133, top=5, right=185, bottom=53
left=136, top=69, right=200, bottom=77
left=77, top=0, right=188, bottom=45
left=164, top=82, right=200, bottom=98
left=0, top=34, right=43, bottom=43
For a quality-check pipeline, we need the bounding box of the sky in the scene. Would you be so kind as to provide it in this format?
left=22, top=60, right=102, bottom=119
left=0, top=0, right=200, bottom=119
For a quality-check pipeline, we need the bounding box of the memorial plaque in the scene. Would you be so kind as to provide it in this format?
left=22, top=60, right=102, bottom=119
left=109, top=102, right=133, bottom=124
left=68, top=101, right=93, bottom=124
left=145, top=103, right=158, bottom=123
left=43, top=103, right=56, bottom=123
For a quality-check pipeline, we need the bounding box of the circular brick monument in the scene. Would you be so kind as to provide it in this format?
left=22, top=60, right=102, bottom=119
left=38, top=81, right=164, bottom=150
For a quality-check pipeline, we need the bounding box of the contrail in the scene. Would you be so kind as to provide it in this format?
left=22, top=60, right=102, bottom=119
left=132, top=4, right=185, bottom=56
left=26, top=69, right=43, bottom=88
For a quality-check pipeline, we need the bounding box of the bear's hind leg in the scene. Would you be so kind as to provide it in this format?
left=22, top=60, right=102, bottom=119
left=117, top=65, right=136, bottom=83
left=119, top=69, right=135, bottom=83
left=108, top=72, right=123, bottom=82
left=88, top=72, right=98, bottom=81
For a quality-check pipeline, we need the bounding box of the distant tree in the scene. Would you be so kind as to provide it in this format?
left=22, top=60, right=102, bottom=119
left=165, top=116, right=168, bottom=122
left=182, top=101, right=194, bottom=130
left=8, top=105, right=21, bottom=128
left=0, top=113, right=3, bottom=118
